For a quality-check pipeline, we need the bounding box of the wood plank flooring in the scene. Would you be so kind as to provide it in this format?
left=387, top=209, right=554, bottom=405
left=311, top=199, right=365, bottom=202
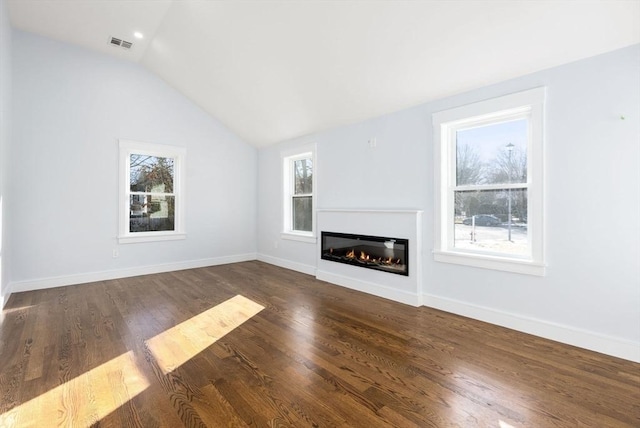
left=0, top=261, right=638, bottom=427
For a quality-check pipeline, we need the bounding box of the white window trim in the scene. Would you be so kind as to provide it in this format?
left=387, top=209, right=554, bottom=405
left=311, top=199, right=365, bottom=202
left=118, top=139, right=186, bottom=244
left=282, top=145, right=317, bottom=243
left=433, top=88, right=546, bottom=276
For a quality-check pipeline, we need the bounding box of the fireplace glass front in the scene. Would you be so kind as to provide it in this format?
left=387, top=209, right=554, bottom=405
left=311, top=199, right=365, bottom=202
left=321, top=231, right=408, bottom=276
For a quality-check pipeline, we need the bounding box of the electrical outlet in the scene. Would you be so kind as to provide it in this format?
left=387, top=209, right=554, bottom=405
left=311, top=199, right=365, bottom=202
left=368, top=137, right=377, bottom=148
left=112, top=249, right=119, bottom=258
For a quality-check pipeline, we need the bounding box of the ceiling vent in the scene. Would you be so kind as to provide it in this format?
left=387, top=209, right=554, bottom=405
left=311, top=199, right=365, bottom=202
left=109, top=36, right=133, bottom=50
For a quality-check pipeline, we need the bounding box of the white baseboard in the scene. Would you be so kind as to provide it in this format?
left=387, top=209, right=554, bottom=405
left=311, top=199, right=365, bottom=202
left=424, top=293, right=640, bottom=363
left=317, top=270, right=420, bottom=307
left=7, top=254, right=636, bottom=363
left=257, top=253, right=316, bottom=276
left=8, top=253, right=258, bottom=295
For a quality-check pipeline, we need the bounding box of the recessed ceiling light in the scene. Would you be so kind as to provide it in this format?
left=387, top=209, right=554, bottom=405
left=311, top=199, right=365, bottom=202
left=134, top=32, right=144, bottom=39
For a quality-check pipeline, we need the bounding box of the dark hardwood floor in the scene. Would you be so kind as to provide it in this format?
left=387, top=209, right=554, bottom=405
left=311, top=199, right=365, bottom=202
left=0, top=261, right=638, bottom=427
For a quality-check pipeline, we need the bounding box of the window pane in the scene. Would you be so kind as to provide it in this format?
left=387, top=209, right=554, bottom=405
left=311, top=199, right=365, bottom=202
left=454, top=189, right=528, bottom=256
left=293, top=158, right=312, bottom=195
left=456, top=119, right=527, bottom=186
left=130, top=154, right=174, bottom=193
left=292, top=196, right=312, bottom=232
left=129, top=194, right=175, bottom=232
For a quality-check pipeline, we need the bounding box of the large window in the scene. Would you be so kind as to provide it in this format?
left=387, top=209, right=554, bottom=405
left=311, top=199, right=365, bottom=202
left=433, top=88, right=545, bottom=275
left=283, top=148, right=315, bottom=241
left=119, top=140, right=186, bottom=244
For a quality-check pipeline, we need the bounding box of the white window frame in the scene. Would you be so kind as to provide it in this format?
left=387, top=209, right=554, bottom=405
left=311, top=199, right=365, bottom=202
left=282, top=145, right=316, bottom=243
left=433, top=88, right=545, bottom=275
left=118, top=139, right=186, bottom=244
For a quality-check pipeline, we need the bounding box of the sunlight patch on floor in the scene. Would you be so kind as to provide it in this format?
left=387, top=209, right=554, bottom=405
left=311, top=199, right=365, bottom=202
left=0, top=304, right=36, bottom=319
left=441, top=362, right=530, bottom=426
left=146, top=294, right=265, bottom=374
left=0, top=350, right=148, bottom=427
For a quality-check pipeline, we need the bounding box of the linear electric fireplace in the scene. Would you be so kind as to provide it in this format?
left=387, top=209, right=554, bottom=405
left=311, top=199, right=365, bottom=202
left=321, top=231, right=409, bottom=276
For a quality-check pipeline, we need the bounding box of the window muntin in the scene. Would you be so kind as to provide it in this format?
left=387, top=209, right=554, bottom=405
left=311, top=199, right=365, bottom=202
left=433, top=88, right=545, bottom=275
left=283, top=149, right=315, bottom=239
left=119, top=140, right=186, bottom=244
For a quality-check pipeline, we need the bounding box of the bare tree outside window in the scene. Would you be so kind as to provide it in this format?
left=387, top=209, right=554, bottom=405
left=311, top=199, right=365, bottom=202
left=453, top=119, right=529, bottom=256
left=456, top=143, right=485, bottom=186
left=292, top=158, right=313, bottom=232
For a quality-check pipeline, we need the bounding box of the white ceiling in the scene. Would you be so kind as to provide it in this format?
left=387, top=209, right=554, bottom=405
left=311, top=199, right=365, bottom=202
left=7, top=1, right=640, bottom=147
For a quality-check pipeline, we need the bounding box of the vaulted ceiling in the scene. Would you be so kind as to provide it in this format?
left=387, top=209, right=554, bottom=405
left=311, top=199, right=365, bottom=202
left=7, top=1, right=640, bottom=147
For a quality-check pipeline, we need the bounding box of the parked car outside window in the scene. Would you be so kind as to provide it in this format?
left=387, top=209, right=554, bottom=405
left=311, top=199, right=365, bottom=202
left=462, top=215, right=501, bottom=226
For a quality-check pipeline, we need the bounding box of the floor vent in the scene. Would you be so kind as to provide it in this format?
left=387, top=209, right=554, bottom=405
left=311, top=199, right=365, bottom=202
left=109, top=36, right=133, bottom=50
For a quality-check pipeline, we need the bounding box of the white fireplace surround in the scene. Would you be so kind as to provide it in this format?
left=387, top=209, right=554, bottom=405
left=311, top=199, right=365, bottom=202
left=316, top=209, right=423, bottom=306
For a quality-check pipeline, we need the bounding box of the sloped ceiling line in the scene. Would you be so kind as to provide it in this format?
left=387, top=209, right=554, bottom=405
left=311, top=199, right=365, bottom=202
left=7, top=0, right=640, bottom=147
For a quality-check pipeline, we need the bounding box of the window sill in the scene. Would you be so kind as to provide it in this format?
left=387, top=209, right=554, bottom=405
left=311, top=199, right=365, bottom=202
left=118, top=233, right=186, bottom=244
left=433, top=250, right=545, bottom=276
left=281, top=232, right=317, bottom=244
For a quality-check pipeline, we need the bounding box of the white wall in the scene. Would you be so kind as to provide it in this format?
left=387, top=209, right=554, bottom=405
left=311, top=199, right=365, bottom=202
left=0, top=0, right=11, bottom=305
left=9, top=31, right=257, bottom=290
left=257, top=45, right=640, bottom=361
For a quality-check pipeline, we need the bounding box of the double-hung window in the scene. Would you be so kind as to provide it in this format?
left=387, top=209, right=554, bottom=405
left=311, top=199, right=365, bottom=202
left=282, top=148, right=315, bottom=241
left=433, top=88, right=545, bottom=275
left=118, top=140, right=186, bottom=244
